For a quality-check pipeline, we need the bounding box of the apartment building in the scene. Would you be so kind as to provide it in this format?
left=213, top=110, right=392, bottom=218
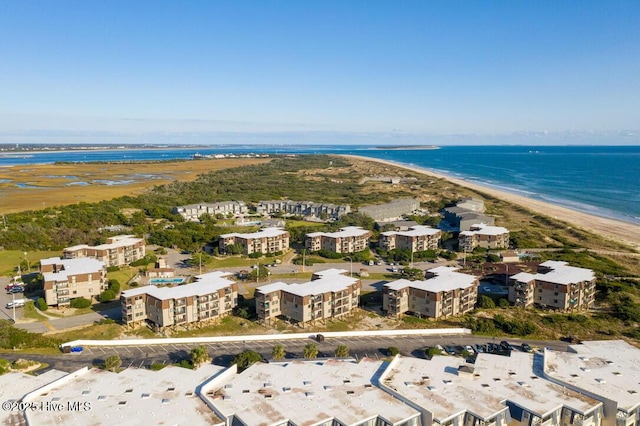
left=120, top=271, right=238, bottom=330
left=456, top=197, right=486, bottom=213
left=358, top=198, right=420, bottom=221
left=443, top=207, right=495, bottom=231
left=544, top=340, right=640, bottom=426
left=218, top=227, right=290, bottom=255
left=172, top=201, right=248, bottom=221
left=508, top=261, right=596, bottom=311
left=199, top=358, right=421, bottom=426
left=305, top=226, right=372, bottom=253
left=383, top=266, right=478, bottom=318
left=458, top=224, right=510, bottom=251
left=257, top=200, right=350, bottom=219
left=40, top=257, right=107, bottom=307
left=379, top=353, right=603, bottom=426
left=63, top=235, right=145, bottom=267
left=255, top=269, right=361, bottom=326
left=379, top=225, right=442, bottom=252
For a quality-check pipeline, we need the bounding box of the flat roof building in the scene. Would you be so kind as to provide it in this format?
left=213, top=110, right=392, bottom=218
left=459, top=224, right=510, bottom=251
left=63, top=235, right=146, bottom=267
left=256, top=268, right=361, bottom=326
left=383, top=266, right=478, bottom=318
left=172, top=201, right=248, bottom=221
left=40, top=257, right=107, bottom=307
left=509, top=261, right=596, bottom=311
left=380, top=225, right=442, bottom=252
left=379, top=353, right=603, bottom=426
left=198, top=358, right=421, bottom=426
left=219, top=227, right=290, bottom=255
left=257, top=200, right=351, bottom=219
left=305, top=226, right=372, bottom=253
left=121, top=271, right=238, bottom=331
left=359, top=198, right=420, bottom=221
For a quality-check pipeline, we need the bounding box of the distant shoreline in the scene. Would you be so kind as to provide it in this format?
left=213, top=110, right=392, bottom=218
left=371, top=145, right=440, bottom=150
left=341, top=154, right=640, bottom=249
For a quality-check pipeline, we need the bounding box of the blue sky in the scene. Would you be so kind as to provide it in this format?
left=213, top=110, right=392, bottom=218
left=1, top=1, right=639, bottom=145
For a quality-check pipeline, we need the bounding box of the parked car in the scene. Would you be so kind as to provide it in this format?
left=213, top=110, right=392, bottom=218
left=500, top=341, right=513, bottom=351
left=474, top=344, right=485, bottom=353
left=464, top=345, right=475, bottom=355
left=7, top=286, right=24, bottom=294
left=70, top=346, right=83, bottom=353
left=444, top=346, right=456, bottom=355
left=521, top=343, right=533, bottom=353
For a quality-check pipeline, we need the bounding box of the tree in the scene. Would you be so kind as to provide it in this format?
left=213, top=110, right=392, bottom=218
left=303, top=342, right=319, bottom=359
left=272, top=344, right=286, bottom=360
left=37, top=298, right=48, bottom=311
left=190, top=346, right=210, bottom=368
left=335, top=344, right=350, bottom=358
left=104, top=355, right=122, bottom=372
left=477, top=295, right=496, bottom=309
left=498, top=298, right=511, bottom=308
left=401, top=267, right=424, bottom=281
left=248, top=264, right=269, bottom=282
left=425, top=347, right=442, bottom=358
left=232, top=350, right=263, bottom=372
left=100, top=289, right=116, bottom=302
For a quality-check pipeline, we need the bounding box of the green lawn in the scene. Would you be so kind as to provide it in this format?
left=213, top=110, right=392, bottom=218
left=0, top=250, right=60, bottom=276
left=22, top=301, right=47, bottom=322
left=107, top=266, right=141, bottom=289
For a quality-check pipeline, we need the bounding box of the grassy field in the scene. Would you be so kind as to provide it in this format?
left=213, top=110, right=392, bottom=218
left=0, top=158, right=269, bottom=214
left=0, top=250, right=59, bottom=275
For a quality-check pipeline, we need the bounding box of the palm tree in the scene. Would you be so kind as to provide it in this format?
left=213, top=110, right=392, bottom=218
left=303, top=342, right=319, bottom=359
left=190, top=346, right=210, bottom=369
left=335, top=344, right=350, bottom=358
left=104, top=355, right=122, bottom=372
left=272, top=344, right=286, bottom=360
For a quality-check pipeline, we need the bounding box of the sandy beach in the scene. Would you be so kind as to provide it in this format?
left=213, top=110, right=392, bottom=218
left=343, top=155, right=640, bottom=250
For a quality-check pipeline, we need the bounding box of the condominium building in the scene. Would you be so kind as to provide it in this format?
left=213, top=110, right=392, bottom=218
left=383, top=266, right=478, bottom=318
left=63, top=235, right=146, bottom=267
left=508, top=261, right=596, bottom=311
left=257, top=200, right=350, bottom=219
left=255, top=269, right=361, bottom=325
left=379, top=353, right=603, bottom=426
left=379, top=225, right=442, bottom=252
left=120, top=271, right=238, bottom=330
left=456, top=197, right=486, bottom=213
left=40, top=257, right=107, bottom=307
left=443, top=207, right=495, bottom=231
left=172, top=201, right=248, bottom=221
left=458, top=224, right=510, bottom=251
left=543, top=340, right=640, bottom=426
left=218, top=227, right=290, bottom=255
left=358, top=198, right=420, bottom=221
left=305, top=226, right=371, bottom=253
left=199, top=358, right=421, bottom=426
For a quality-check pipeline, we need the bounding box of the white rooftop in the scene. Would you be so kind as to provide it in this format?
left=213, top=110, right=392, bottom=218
left=460, top=224, right=509, bottom=237
left=202, top=359, right=419, bottom=426
left=0, top=370, right=68, bottom=425
left=385, top=266, right=477, bottom=293
left=306, top=226, right=370, bottom=238
left=64, top=235, right=143, bottom=251
left=544, top=340, right=640, bottom=412
left=256, top=269, right=359, bottom=297
left=381, top=225, right=441, bottom=237
left=122, top=271, right=235, bottom=300
left=220, top=227, right=287, bottom=239
left=41, top=257, right=106, bottom=282
left=25, top=365, right=225, bottom=426
left=511, top=261, right=594, bottom=286
left=383, top=353, right=601, bottom=423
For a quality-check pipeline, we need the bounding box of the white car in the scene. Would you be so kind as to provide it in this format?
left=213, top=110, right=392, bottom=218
left=464, top=345, right=475, bottom=354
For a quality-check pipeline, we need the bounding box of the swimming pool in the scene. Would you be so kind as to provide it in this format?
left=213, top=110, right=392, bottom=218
left=149, top=277, right=185, bottom=285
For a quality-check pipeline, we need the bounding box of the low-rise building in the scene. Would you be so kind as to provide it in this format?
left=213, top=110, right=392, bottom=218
left=120, top=271, right=238, bottom=330
left=358, top=198, right=420, bottom=221
left=257, top=200, right=350, bottom=219
left=144, top=258, right=175, bottom=278
left=199, top=358, right=421, bottom=426
left=379, top=353, right=603, bottom=426
left=456, top=197, right=486, bottom=213
left=379, top=225, right=441, bottom=252
left=40, top=257, right=107, bottom=307
left=383, top=266, right=478, bottom=318
left=63, top=235, right=145, bottom=267
left=305, top=226, right=371, bottom=253
left=375, top=219, right=420, bottom=231
left=508, top=261, right=596, bottom=310
left=255, top=269, right=361, bottom=325
left=543, top=340, right=640, bottom=426
left=172, top=201, right=248, bottom=221
left=458, top=224, right=510, bottom=251
left=443, top=207, right=495, bottom=231
left=219, top=227, right=290, bottom=255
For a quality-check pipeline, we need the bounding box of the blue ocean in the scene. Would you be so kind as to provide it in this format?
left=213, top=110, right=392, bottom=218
left=1, top=145, right=638, bottom=225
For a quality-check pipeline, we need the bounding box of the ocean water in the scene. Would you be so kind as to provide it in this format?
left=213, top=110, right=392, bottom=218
left=1, top=145, right=638, bottom=224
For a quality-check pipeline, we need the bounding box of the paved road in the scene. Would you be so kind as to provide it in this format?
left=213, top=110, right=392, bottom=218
left=14, top=307, right=122, bottom=333
left=0, top=335, right=571, bottom=374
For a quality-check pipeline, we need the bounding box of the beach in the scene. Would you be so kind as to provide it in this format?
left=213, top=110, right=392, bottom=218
left=343, top=155, right=640, bottom=250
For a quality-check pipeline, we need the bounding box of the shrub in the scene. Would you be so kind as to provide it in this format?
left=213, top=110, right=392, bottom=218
left=70, top=297, right=91, bottom=309
left=104, top=355, right=122, bottom=372
left=37, top=298, right=48, bottom=311
left=477, top=295, right=496, bottom=309
left=106, top=266, right=120, bottom=273
left=425, top=347, right=442, bottom=358
left=387, top=346, right=399, bottom=356
left=232, top=350, right=264, bottom=372
left=100, top=290, right=116, bottom=302
left=150, top=363, right=167, bottom=371
left=497, top=298, right=511, bottom=308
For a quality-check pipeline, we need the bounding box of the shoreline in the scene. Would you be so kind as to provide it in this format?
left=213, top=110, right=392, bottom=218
left=342, top=154, right=640, bottom=250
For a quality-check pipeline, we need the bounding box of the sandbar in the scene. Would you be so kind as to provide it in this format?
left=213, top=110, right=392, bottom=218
left=342, top=154, right=640, bottom=250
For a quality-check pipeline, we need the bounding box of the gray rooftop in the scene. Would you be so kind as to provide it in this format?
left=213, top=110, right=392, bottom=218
left=385, top=266, right=477, bottom=293
left=41, top=257, right=106, bottom=282
left=122, top=271, right=235, bottom=300
left=256, top=269, right=358, bottom=297
left=511, top=261, right=594, bottom=286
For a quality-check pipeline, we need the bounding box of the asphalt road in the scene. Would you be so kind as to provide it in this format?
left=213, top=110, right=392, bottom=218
left=0, top=335, right=571, bottom=374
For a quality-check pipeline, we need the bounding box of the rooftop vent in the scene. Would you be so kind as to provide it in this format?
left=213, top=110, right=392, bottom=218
left=141, top=393, right=150, bottom=399
left=346, top=390, right=355, bottom=395
left=118, top=401, right=127, bottom=406
left=629, top=390, right=638, bottom=394
left=570, top=374, right=579, bottom=378
left=167, top=387, right=175, bottom=392
left=224, top=384, right=233, bottom=389
left=162, top=399, right=170, bottom=404
left=595, top=378, right=606, bottom=384
left=427, top=385, right=438, bottom=391
left=481, top=384, right=490, bottom=388
left=306, top=392, right=315, bottom=398
left=242, top=390, right=250, bottom=394
left=304, top=381, right=313, bottom=386
left=283, top=387, right=291, bottom=393
left=323, top=386, right=333, bottom=391
left=613, top=372, right=621, bottom=376
left=343, top=379, right=351, bottom=384
left=82, top=390, right=91, bottom=395
left=125, top=389, right=133, bottom=393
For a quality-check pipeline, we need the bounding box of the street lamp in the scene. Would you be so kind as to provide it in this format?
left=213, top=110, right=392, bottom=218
left=23, top=252, right=30, bottom=272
